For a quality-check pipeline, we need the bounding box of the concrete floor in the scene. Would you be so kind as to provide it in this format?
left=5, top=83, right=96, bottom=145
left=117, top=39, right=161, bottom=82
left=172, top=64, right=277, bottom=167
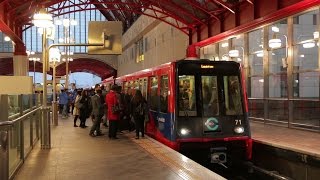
left=14, top=117, right=183, bottom=180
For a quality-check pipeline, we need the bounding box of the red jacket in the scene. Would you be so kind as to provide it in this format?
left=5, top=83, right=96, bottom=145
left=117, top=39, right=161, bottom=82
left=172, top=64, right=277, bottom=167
left=106, top=90, right=119, bottom=121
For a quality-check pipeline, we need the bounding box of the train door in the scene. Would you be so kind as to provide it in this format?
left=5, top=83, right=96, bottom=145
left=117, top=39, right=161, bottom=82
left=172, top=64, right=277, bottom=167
left=140, top=78, right=148, bottom=98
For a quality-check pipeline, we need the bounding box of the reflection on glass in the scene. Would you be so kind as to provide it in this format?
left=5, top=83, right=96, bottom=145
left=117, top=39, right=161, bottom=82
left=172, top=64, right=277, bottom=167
left=178, top=75, right=196, bottom=116
left=248, top=99, right=264, bottom=119
left=293, top=100, right=320, bottom=127
left=202, top=76, right=219, bottom=116
left=160, top=76, right=168, bottom=113
left=248, top=54, right=263, bottom=76
left=269, top=48, right=287, bottom=73
left=224, top=76, right=243, bottom=115
left=267, top=100, right=288, bottom=122
left=149, top=77, right=158, bottom=110
left=269, top=74, right=288, bottom=98
left=293, top=44, right=318, bottom=70
left=8, top=95, right=20, bottom=116
left=249, top=28, right=263, bottom=53
left=293, top=72, right=319, bottom=98
left=293, top=10, right=318, bottom=43
left=249, top=76, right=264, bottom=98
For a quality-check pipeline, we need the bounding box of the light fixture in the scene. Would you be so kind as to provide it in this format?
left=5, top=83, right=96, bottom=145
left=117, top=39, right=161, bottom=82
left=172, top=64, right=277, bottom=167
left=32, top=9, right=53, bottom=28
left=302, top=40, right=315, bottom=48
left=300, top=54, right=305, bottom=58
left=271, top=26, right=279, bottom=32
left=228, top=50, right=239, bottom=58
left=313, top=31, right=319, bottom=39
left=49, top=48, right=61, bottom=62
left=221, top=42, right=228, bottom=48
left=259, top=79, right=264, bottom=83
left=256, top=50, right=263, bottom=57
left=269, top=38, right=282, bottom=48
left=4, top=36, right=11, bottom=41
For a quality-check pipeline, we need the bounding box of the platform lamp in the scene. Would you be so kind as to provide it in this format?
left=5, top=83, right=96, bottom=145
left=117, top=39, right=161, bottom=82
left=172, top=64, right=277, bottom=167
left=49, top=47, right=61, bottom=126
left=55, top=18, right=77, bottom=90
left=32, top=8, right=53, bottom=149
left=228, top=47, right=244, bottom=62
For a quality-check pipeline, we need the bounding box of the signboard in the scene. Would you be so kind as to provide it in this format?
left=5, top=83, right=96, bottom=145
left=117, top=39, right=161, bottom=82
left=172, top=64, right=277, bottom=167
left=0, top=76, right=33, bottom=94
left=88, top=21, right=123, bottom=55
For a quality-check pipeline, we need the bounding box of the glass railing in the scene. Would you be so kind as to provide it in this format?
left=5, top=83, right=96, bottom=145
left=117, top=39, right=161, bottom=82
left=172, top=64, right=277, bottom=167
left=0, top=94, right=43, bottom=180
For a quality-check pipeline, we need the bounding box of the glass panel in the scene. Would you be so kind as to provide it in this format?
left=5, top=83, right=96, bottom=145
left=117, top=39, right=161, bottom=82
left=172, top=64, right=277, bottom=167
left=269, top=74, right=288, bottom=98
left=293, top=44, right=318, bottom=70
left=202, top=76, right=219, bottom=116
left=160, top=76, right=168, bottom=113
left=269, top=48, right=287, bottom=74
left=200, top=44, right=218, bottom=60
left=249, top=76, right=264, bottom=98
left=8, top=95, right=20, bottom=117
left=178, top=75, right=196, bottom=116
left=293, top=10, right=319, bottom=43
left=24, top=117, right=32, bottom=157
left=22, top=95, right=31, bottom=111
left=292, top=100, right=320, bottom=128
left=223, top=76, right=243, bottom=115
left=9, top=122, right=21, bottom=174
left=249, top=28, right=263, bottom=53
left=248, top=99, right=264, bottom=119
left=293, top=72, right=319, bottom=98
left=249, top=54, right=263, bottom=76
left=267, top=100, right=288, bottom=122
left=230, top=35, right=244, bottom=64
left=143, top=79, right=148, bottom=98
left=149, top=77, right=158, bottom=111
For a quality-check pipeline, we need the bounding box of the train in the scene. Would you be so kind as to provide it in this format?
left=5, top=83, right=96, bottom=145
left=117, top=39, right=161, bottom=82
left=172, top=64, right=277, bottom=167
left=102, top=59, right=252, bottom=167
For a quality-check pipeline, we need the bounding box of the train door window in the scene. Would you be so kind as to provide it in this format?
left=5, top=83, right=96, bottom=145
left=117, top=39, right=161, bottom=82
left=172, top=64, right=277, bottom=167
left=178, top=75, right=197, bottom=116
left=201, top=76, right=219, bottom=116
left=142, top=78, right=148, bottom=98
left=223, top=76, right=243, bottom=115
left=149, top=77, right=158, bottom=111
left=160, top=75, right=168, bottom=113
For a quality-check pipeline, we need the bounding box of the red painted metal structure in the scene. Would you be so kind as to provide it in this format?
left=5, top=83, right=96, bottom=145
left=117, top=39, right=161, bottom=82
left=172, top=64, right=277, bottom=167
left=0, top=0, right=319, bottom=77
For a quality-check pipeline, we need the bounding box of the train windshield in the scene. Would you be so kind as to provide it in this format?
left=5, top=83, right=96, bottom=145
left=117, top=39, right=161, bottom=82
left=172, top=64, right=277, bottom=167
left=201, top=76, right=219, bottom=117
left=178, top=75, right=197, bottom=116
left=223, top=76, right=243, bottom=115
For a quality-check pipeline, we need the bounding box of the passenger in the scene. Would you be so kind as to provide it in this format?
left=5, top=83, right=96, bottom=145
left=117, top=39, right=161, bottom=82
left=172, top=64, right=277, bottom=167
left=106, top=85, right=120, bottom=139
left=130, top=90, right=147, bottom=139
left=124, top=87, right=135, bottom=131
left=79, top=90, right=90, bottom=128
left=73, top=90, right=82, bottom=127
left=70, top=83, right=77, bottom=115
left=101, top=85, right=108, bottom=127
left=89, top=89, right=104, bottom=137
left=59, top=89, right=69, bottom=118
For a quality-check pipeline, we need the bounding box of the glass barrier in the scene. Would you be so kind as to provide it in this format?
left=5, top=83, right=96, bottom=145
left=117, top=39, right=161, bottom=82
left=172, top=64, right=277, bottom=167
left=8, top=95, right=20, bottom=117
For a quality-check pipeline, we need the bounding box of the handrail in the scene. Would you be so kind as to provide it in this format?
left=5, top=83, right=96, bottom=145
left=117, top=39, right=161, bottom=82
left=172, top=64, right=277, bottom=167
left=0, top=107, right=41, bottom=127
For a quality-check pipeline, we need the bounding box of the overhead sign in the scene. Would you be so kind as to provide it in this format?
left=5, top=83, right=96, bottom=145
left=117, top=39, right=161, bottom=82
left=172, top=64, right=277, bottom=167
left=88, top=21, right=123, bottom=55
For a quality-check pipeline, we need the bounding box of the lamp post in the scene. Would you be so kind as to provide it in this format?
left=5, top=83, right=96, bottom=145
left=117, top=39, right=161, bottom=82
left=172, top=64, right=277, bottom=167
left=55, top=18, right=77, bottom=90
left=49, top=48, right=61, bottom=126
left=32, top=8, right=53, bottom=149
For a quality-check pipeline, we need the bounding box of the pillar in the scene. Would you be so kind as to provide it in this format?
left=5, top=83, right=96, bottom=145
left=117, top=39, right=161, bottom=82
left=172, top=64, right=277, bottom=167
left=13, top=55, right=29, bottom=76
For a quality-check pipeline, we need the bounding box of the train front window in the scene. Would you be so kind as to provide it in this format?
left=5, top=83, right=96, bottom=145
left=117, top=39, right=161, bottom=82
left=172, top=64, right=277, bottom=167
left=202, top=76, right=219, bottom=117
left=178, top=75, right=196, bottom=116
left=223, top=76, right=243, bottom=115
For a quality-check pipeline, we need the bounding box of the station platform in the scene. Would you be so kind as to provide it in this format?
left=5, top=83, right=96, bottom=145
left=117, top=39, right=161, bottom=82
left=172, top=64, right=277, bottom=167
left=250, top=121, right=320, bottom=158
left=13, top=116, right=224, bottom=180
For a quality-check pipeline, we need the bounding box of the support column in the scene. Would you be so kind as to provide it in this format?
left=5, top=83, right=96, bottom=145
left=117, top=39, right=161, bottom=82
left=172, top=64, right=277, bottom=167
left=13, top=55, right=29, bottom=76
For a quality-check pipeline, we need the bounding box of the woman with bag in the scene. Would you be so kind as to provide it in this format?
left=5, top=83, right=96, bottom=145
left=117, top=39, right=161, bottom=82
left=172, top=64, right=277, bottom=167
left=73, top=90, right=82, bottom=127
left=130, top=90, right=147, bottom=139
left=79, top=90, right=89, bottom=128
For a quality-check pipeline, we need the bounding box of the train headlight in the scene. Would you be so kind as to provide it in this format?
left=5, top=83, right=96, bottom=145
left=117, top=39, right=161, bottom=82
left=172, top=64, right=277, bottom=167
left=234, top=126, right=244, bottom=134
left=180, top=128, right=190, bottom=135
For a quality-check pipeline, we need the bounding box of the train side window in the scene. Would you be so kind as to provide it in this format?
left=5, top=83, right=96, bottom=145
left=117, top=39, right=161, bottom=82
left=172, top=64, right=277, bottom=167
left=149, top=77, right=158, bottom=111
left=201, top=76, right=219, bottom=116
left=178, top=75, right=197, bottom=116
left=223, top=76, right=243, bottom=115
left=160, top=75, right=168, bottom=113
left=142, top=78, right=148, bottom=99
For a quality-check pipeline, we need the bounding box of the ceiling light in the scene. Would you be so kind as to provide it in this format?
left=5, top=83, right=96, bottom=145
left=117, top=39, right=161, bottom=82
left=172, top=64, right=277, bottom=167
left=256, top=50, right=263, bottom=57
left=32, top=9, right=53, bottom=28
left=271, top=26, right=279, bottom=32
left=302, top=41, right=315, bottom=48
left=221, top=42, right=228, bottom=48
left=269, top=38, right=282, bottom=48
left=300, top=54, right=304, bottom=58
left=4, top=36, right=11, bottom=41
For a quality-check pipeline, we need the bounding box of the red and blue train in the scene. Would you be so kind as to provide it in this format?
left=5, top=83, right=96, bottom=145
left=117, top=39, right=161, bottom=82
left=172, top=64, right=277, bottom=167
left=103, top=59, right=252, bottom=166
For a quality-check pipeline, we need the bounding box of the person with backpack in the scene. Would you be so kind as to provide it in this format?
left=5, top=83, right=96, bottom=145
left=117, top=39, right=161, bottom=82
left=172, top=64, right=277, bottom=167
left=130, top=89, right=147, bottom=139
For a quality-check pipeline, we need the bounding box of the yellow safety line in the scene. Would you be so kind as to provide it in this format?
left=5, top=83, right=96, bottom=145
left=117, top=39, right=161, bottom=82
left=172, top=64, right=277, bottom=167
left=129, top=136, right=201, bottom=180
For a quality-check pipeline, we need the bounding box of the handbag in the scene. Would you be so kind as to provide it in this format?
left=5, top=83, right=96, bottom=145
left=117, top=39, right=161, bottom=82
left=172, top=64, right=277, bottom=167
left=75, top=102, right=83, bottom=109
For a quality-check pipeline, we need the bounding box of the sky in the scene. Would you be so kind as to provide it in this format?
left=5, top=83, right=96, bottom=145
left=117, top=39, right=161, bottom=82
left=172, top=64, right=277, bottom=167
left=29, top=72, right=102, bottom=89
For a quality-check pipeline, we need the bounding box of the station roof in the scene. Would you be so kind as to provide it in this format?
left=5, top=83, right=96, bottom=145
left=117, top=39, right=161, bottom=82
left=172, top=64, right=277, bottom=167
left=0, top=0, right=253, bottom=78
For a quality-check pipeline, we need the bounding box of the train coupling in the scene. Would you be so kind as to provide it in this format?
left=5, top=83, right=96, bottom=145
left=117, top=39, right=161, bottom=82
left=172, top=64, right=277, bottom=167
left=210, top=147, right=228, bottom=168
